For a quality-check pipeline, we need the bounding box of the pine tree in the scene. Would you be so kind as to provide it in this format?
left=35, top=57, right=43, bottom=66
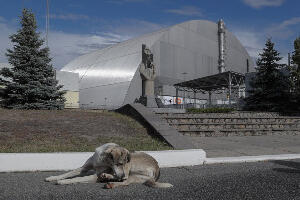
left=244, top=38, right=289, bottom=112
left=0, top=9, right=65, bottom=109
left=289, top=37, right=300, bottom=111
left=292, top=37, right=300, bottom=66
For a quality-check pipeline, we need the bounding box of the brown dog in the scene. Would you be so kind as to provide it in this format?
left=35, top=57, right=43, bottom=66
left=100, top=152, right=173, bottom=189
left=45, top=143, right=173, bottom=189
left=45, top=143, right=130, bottom=185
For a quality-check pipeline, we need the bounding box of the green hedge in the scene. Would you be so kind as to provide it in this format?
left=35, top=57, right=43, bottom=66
left=186, top=107, right=235, bottom=113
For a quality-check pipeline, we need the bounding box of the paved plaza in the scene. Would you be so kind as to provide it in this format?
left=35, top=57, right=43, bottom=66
left=191, top=135, right=300, bottom=157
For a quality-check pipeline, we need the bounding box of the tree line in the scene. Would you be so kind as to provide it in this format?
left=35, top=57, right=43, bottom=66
left=244, top=37, right=300, bottom=113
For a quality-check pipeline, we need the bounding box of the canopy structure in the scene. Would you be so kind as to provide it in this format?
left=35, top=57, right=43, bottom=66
left=174, top=71, right=245, bottom=105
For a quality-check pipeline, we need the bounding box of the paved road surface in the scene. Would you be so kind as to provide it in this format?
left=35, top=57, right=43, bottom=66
left=190, top=135, right=300, bottom=157
left=1, top=159, right=300, bottom=200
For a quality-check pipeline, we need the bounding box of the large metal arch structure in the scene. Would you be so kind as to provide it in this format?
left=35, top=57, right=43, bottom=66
left=61, top=20, right=254, bottom=109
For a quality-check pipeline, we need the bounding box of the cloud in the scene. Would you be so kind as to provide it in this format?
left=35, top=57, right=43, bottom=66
left=104, top=19, right=164, bottom=37
left=48, top=19, right=164, bottom=68
left=48, top=18, right=164, bottom=68
left=47, top=31, right=128, bottom=68
left=165, top=6, right=203, bottom=17
left=0, top=19, right=14, bottom=63
left=233, top=26, right=293, bottom=65
left=0, top=18, right=126, bottom=69
left=49, top=14, right=90, bottom=21
left=105, top=0, right=147, bottom=4
left=265, top=17, right=300, bottom=39
left=243, top=0, right=285, bottom=8
left=233, top=29, right=264, bottom=60
left=0, top=16, right=165, bottom=69
left=0, top=16, right=6, bottom=22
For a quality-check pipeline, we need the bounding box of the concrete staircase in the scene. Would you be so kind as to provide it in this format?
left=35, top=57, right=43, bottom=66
left=156, top=111, right=300, bottom=137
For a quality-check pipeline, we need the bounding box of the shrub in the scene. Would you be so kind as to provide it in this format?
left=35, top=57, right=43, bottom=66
left=186, top=107, right=235, bottom=113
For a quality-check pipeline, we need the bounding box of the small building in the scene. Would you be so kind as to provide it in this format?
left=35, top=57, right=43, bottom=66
left=55, top=70, right=80, bottom=108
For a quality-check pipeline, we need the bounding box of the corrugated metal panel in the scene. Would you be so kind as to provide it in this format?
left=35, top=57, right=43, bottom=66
left=61, top=20, right=254, bottom=109
left=61, top=30, right=167, bottom=109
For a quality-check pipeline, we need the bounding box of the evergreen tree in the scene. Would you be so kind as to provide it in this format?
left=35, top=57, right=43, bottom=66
left=0, top=9, right=65, bottom=109
left=244, top=38, right=289, bottom=112
left=292, top=37, right=300, bottom=66
left=289, top=37, right=300, bottom=111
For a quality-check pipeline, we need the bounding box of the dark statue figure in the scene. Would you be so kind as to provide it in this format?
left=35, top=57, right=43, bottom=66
left=139, top=44, right=157, bottom=107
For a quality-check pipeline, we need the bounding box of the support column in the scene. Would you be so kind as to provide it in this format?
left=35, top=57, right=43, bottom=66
left=228, top=72, right=232, bottom=105
left=193, top=91, right=196, bottom=108
left=208, top=91, right=212, bottom=107
left=183, top=88, right=186, bottom=110
left=175, top=87, right=179, bottom=109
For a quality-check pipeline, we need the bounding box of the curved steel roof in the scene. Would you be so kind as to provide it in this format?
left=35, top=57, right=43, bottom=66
left=61, top=20, right=253, bottom=109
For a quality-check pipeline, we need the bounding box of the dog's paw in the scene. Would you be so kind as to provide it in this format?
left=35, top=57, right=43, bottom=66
left=99, top=173, right=114, bottom=182
left=56, top=180, right=70, bottom=185
left=45, top=176, right=58, bottom=182
left=104, top=183, right=114, bottom=189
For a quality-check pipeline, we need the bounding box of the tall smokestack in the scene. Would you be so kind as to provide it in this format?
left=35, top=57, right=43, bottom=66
left=218, top=19, right=226, bottom=73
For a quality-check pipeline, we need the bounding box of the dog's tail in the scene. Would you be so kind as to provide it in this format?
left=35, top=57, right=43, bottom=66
left=144, top=178, right=173, bottom=188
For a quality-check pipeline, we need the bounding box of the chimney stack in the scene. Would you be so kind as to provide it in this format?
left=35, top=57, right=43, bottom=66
left=218, top=19, right=226, bottom=73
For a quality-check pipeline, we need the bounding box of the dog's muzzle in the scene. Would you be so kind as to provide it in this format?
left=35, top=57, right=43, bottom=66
left=113, top=165, right=125, bottom=180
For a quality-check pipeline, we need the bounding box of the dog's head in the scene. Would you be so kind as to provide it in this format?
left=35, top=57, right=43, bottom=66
left=104, top=146, right=131, bottom=180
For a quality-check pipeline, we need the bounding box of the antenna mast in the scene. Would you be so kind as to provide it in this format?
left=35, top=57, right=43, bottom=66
left=46, top=0, right=49, bottom=47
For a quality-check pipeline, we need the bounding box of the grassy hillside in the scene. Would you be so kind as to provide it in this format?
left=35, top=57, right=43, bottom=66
left=0, top=109, right=172, bottom=152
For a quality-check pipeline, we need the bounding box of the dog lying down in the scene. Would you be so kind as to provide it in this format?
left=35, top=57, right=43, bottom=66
left=45, top=143, right=173, bottom=189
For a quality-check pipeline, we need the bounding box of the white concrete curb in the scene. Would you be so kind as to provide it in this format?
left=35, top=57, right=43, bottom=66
left=142, top=149, right=206, bottom=168
left=2, top=150, right=300, bottom=172
left=0, top=149, right=206, bottom=172
left=204, top=154, right=300, bottom=165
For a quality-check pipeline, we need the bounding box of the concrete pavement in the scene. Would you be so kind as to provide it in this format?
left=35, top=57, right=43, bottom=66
left=190, top=134, right=300, bottom=157
left=1, top=159, right=299, bottom=200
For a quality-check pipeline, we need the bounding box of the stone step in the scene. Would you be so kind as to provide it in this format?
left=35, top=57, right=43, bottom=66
left=170, top=122, right=299, bottom=125
left=157, top=112, right=284, bottom=118
left=162, top=115, right=300, bottom=119
left=179, top=128, right=300, bottom=137
left=165, top=118, right=300, bottom=124
left=172, top=122, right=300, bottom=130
left=156, top=111, right=300, bottom=137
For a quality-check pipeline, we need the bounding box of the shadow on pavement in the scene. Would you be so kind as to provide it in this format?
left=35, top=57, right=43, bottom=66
left=271, top=160, right=300, bottom=174
left=272, top=168, right=300, bottom=173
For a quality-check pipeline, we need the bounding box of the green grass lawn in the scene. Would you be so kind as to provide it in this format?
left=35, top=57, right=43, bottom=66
left=0, top=108, right=172, bottom=152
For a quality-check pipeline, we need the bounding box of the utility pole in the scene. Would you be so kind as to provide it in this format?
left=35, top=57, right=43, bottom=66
left=46, top=0, right=49, bottom=47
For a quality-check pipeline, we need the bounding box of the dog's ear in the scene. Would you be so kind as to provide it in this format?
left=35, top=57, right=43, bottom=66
left=127, top=152, right=131, bottom=163
left=104, top=147, right=114, bottom=154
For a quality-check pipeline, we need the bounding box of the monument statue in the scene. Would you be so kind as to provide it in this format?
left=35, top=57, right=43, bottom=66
left=139, top=44, right=158, bottom=107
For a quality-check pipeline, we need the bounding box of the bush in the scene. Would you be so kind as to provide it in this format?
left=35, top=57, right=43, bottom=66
left=186, top=107, right=235, bottom=113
